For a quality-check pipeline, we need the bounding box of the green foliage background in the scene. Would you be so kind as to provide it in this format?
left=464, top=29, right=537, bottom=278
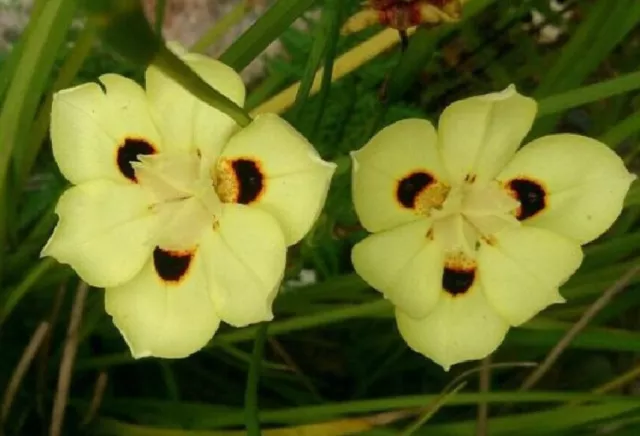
left=3, top=0, right=640, bottom=435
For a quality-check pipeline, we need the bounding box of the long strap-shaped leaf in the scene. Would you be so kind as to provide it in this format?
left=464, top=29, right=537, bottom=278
left=84, top=0, right=252, bottom=127
left=0, top=0, right=79, bottom=279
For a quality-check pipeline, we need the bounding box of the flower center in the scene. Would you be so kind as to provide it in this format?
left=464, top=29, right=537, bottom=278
left=133, top=151, right=221, bottom=250
left=430, top=178, right=520, bottom=256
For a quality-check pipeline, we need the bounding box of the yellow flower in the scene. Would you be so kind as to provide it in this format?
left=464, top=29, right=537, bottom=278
left=42, top=50, right=336, bottom=359
left=350, top=85, right=635, bottom=370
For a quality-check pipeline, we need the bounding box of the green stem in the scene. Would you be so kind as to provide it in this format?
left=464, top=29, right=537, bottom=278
left=154, top=0, right=167, bottom=36
left=153, top=44, right=252, bottom=127
left=219, top=0, right=317, bottom=71
left=191, top=0, right=249, bottom=53
left=384, top=26, right=441, bottom=103
left=86, top=1, right=252, bottom=127
left=245, top=323, right=268, bottom=436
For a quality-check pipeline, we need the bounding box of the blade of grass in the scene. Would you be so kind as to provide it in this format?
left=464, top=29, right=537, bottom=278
left=423, top=402, right=640, bottom=435
left=0, top=258, right=58, bottom=328
left=17, top=23, right=97, bottom=187
left=383, top=26, right=442, bottom=103
left=219, top=0, right=317, bottom=71
left=290, top=0, right=342, bottom=123
left=532, top=0, right=640, bottom=135
left=0, top=0, right=48, bottom=101
left=0, top=0, right=79, bottom=276
left=75, top=298, right=389, bottom=370
left=536, top=71, right=640, bottom=120
left=191, top=0, right=250, bottom=53
left=154, top=0, right=167, bottom=35
left=252, top=0, right=496, bottom=116
left=309, top=0, right=345, bottom=138
left=520, top=264, right=640, bottom=391
left=93, top=392, right=640, bottom=429
left=400, top=382, right=468, bottom=436
left=600, top=108, right=640, bottom=149
left=475, top=357, right=491, bottom=436
left=512, top=317, right=640, bottom=352
left=85, top=1, right=252, bottom=126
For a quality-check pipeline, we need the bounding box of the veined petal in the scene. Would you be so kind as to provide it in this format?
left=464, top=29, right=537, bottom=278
left=42, top=180, right=157, bottom=288
left=145, top=50, right=245, bottom=161
left=51, top=74, right=162, bottom=184
left=352, top=219, right=443, bottom=319
left=204, top=204, right=287, bottom=327
left=438, top=85, right=537, bottom=184
left=396, top=285, right=509, bottom=370
left=479, top=226, right=583, bottom=326
left=105, top=245, right=220, bottom=359
left=498, top=134, right=636, bottom=244
left=351, top=119, right=450, bottom=233
left=217, top=114, right=335, bottom=245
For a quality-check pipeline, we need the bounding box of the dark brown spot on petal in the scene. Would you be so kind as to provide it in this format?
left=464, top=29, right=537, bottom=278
left=443, top=266, right=475, bottom=296
left=506, top=178, right=547, bottom=221
left=396, top=171, right=435, bottom=209
left=231, top=158, right=265, bottom=204
left=117, top=138, right=156, bottom=182
left=442, top=253, right=476, bottom=296
left=153, top=247, right=194, bottom=283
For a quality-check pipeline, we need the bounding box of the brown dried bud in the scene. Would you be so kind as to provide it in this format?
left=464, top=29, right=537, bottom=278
left=369, top=0, right=462, bottom=31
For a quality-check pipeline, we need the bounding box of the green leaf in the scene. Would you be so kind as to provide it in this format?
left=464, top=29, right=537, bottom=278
left=532, top=0, right=640, bottom=135
left=86, top=1, right=252, bottom=126
left=422, top=402, right=640, bottom=435
left=514, top=318, right=640, bottom=352
left=290, top=0, right=342, bottom=124
left=92, top=393, right=640, bottom=429
left=219, top=0, right=317, bottom=71
left=0, top=0, right=79, bottom=275
left=536, top=71, right=640, bottom=120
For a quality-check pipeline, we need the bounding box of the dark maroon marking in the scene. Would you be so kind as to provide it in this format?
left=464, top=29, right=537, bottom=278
left=231, top=159, right=265, bottom=204
left=153, top=247, right=193, bottom=283
left=117, top=138, right=156, bottom=182
left=396, top=172, right=434, bottom=209
left=507, top=178, right=547, bottom=220
left=442, top=266, right=475, bottom=296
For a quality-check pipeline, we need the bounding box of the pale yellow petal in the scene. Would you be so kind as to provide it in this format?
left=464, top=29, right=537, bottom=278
left=217, top=114, right=335, bottom=245
left=145, top=52, right=245, bottom=160
left=351, top=119, right=449, bottom=232
left=352, top=219, right=442, bottom=319
left=51, top=74, right=162, bottom=184
left=497, top=134, right=636, bottom=244
left=478, top=226, right=583, bottom=326
left=105, top=245, right=220, bottom=359
left=396, top=285, right=509, bottom=370
left=42, top=180, right=157, bottom=288
left=438, top=85, right=537, bottom=184
left=203, top=204, right=287, bottom=327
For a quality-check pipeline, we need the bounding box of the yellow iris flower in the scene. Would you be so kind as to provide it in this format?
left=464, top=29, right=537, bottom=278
left=351, top=85, right=635, bottom=370
left=42, top=48, right=336, bottom=359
